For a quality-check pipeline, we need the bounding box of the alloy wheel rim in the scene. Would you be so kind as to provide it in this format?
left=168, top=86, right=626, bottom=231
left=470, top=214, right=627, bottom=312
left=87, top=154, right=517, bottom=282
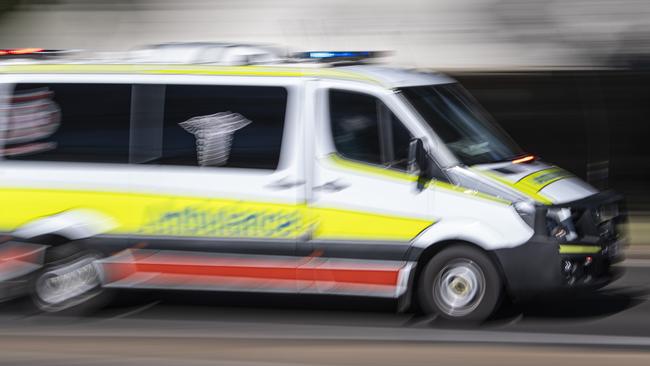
left=433, top=259, right=486, bottom=317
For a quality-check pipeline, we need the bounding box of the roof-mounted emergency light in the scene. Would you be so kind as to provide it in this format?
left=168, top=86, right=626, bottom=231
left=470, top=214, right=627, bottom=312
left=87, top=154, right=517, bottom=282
left=0, top=48, right=44, bottom=55
left=293, top=51, right=389, bottom=62
left=0, top=48, right=71, bottom=58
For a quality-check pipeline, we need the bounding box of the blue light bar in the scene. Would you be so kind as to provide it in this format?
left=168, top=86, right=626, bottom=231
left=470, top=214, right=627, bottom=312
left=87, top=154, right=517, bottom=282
left=293, top=50, right=389, bottom=61
left=307, top=51, right=371, bottom=59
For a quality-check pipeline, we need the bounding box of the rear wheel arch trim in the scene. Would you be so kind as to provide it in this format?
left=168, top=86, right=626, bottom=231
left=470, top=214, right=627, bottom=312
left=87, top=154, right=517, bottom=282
left=12, top=209, right=117, bottom=241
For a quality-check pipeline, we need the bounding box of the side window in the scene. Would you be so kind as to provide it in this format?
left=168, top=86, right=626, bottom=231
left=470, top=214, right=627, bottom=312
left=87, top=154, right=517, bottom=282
left=4, top=83, right=131, bottom=163
left=157, top=85, right=287, bottom=169
left=329, top=90, right=382, bottom=165
left=329, top=89, right=413, bottom=170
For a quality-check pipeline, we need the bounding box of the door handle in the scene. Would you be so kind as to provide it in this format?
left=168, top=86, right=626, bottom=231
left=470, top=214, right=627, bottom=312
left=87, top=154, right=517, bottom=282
left=266, top=178, right=305, bottom=190
left=314, top=179, right=350, bottom=193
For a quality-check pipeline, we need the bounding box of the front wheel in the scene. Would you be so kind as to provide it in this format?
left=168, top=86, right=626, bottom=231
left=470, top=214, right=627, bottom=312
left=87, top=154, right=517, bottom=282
left=417, top=245, right=502, bottom=322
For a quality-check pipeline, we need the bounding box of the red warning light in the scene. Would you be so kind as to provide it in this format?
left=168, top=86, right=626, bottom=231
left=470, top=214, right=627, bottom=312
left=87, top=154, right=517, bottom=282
left=7, top=48, right=43, bottom=55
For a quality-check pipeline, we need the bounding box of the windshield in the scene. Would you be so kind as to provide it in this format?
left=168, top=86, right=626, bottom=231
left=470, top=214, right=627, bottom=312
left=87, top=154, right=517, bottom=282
left=400, top=83, right=524, bottom=166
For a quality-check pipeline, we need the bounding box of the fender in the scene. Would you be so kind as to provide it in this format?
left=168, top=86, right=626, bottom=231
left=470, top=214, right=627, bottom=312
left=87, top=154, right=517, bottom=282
left=12, top=209, right=117, bottom=241
left=397, top=217, right=533, bottom=312
left=411, top=217, right=534, bottom=252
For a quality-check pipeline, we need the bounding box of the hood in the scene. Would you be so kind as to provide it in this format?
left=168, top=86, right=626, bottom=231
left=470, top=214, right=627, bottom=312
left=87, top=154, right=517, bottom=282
left=468, top=160, right=598, bottom=205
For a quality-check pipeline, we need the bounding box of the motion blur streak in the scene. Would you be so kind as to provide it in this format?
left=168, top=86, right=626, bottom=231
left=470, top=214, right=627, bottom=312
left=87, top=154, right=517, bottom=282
left=0, top=242, right=44, bottom=298
left=0, top=337, right=648, bottom=366
left=0, top=0, right=650, bottom=365
left=0, top=0, right=650, bottom=69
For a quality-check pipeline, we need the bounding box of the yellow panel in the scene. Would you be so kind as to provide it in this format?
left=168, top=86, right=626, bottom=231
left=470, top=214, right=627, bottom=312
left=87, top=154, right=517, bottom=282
left=0, top=188, right=430, bottom=242
left=313, top=206, right=432, bottom=241
left=0, top=188, right=313, bottom=239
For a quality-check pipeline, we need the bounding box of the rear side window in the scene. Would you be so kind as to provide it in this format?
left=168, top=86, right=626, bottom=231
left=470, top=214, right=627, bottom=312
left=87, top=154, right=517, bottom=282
left=3, top=83, right=131, bottom=163
left=153, top=85, right=287, bottom=169
left=2, top=83, right=288, bottom=169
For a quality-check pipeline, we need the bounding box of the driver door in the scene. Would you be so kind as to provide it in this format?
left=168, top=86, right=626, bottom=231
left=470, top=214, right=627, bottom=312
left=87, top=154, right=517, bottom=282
left=301, top=85, right=435, bottom=297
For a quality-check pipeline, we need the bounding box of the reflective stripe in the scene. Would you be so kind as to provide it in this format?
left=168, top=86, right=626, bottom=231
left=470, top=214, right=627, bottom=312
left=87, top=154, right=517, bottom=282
left=0, top=187, right=429, bottom=242
left=429, top=180, right=511, bottom=205
left=517, top=167, right=573, bottom=192
left=327, top=154, right=510, bottom=205
left=98, top=249, right=407, bottom=297
left=0, top=64, right=383, bottom=86
left=328, top=153, right=416, bottom=182
left=559, top=245, right=601, bottom=254
left=473, top=168, right=553, bottom=205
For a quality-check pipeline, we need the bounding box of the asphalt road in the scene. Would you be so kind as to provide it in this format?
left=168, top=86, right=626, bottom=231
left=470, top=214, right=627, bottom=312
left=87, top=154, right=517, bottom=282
left=0, top=260, right=648, bottom=365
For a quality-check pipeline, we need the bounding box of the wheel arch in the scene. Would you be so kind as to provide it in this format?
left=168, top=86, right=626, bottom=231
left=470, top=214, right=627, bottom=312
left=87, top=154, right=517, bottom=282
left=12, top=209, right=117, bottom=244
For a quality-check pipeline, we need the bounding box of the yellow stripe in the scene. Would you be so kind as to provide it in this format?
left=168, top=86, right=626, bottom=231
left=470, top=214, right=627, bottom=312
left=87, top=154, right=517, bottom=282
left=517, top=168, right=573, bottom=192
left=0, top=187, right=429, bottom=242
left=559, top=245, right=601, bottom=254
left=314, top=206, right=432, bottom=241
left=473, top=169, right=553, bottom=205
left=328, top=154, right=416, bottom=182
left=0, top=64, right=383, bottom=86
left=327, top=154, right=510, bottom=205
left=428, top=180, right=511, bottom=205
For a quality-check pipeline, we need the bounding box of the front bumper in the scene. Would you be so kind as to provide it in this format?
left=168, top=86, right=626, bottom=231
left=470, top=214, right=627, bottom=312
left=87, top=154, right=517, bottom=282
left=494, top=236, right=623, bottom=300
left=495, top=190, right=626, bottom=300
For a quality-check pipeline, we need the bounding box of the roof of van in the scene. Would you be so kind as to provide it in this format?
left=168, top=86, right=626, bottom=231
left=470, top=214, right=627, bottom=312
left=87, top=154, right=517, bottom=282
left=0, top=63, right=455, bottom=89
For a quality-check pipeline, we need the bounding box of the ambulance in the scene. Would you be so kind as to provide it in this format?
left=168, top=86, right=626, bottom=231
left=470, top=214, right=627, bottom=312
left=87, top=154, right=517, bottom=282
left=0, top=45, right=625, bottom=321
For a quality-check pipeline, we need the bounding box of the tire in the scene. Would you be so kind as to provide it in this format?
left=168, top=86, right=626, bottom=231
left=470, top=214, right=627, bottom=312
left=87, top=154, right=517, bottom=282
left=417, top=245, right=502, bottom=322
left=29, top=243, right=110, bottom=314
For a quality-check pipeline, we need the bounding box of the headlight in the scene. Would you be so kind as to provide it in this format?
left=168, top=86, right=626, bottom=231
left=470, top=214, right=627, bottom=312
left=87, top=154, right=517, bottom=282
left=547, top=207, right=578, bottom=241
left=514, top=201, right=536, bottom=228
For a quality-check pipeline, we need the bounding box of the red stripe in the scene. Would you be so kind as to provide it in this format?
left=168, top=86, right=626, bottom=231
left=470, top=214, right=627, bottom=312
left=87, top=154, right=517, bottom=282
left=131, top=263, right=399, bottom=286
left=297, top=267, right=398, bottom=286
left=101, top=253, right=401, bottom=287
left=134, top=263, right=297, bottom=281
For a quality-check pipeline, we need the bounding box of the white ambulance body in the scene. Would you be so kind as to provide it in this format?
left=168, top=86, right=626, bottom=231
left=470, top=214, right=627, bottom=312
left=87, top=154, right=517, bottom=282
left=0, top=47, right=625, bottom=320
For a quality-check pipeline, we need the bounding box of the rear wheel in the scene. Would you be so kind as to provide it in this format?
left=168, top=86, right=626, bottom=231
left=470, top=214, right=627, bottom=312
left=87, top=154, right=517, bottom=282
left=418, top=245, right=502, bottom=322
left=30, top=244, right=108, bottom=313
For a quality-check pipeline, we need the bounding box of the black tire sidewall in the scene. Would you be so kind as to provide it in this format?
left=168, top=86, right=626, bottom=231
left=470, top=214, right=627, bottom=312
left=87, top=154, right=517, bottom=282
left=30, top=243, right=108, bottom=314
left=418, top=245, right=502, bottom=322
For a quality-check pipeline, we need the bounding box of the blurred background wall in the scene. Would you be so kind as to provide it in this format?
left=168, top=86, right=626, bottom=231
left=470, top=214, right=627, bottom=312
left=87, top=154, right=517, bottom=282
left=454, top=71, right=650, bottom=214
left=2, top=0, right=650, bottom=68
left=1, top=0, right=649, bottom=213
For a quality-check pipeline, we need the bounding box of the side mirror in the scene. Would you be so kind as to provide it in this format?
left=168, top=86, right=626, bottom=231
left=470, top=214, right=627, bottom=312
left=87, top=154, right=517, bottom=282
left=408, top=138, right=433, bottom=191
